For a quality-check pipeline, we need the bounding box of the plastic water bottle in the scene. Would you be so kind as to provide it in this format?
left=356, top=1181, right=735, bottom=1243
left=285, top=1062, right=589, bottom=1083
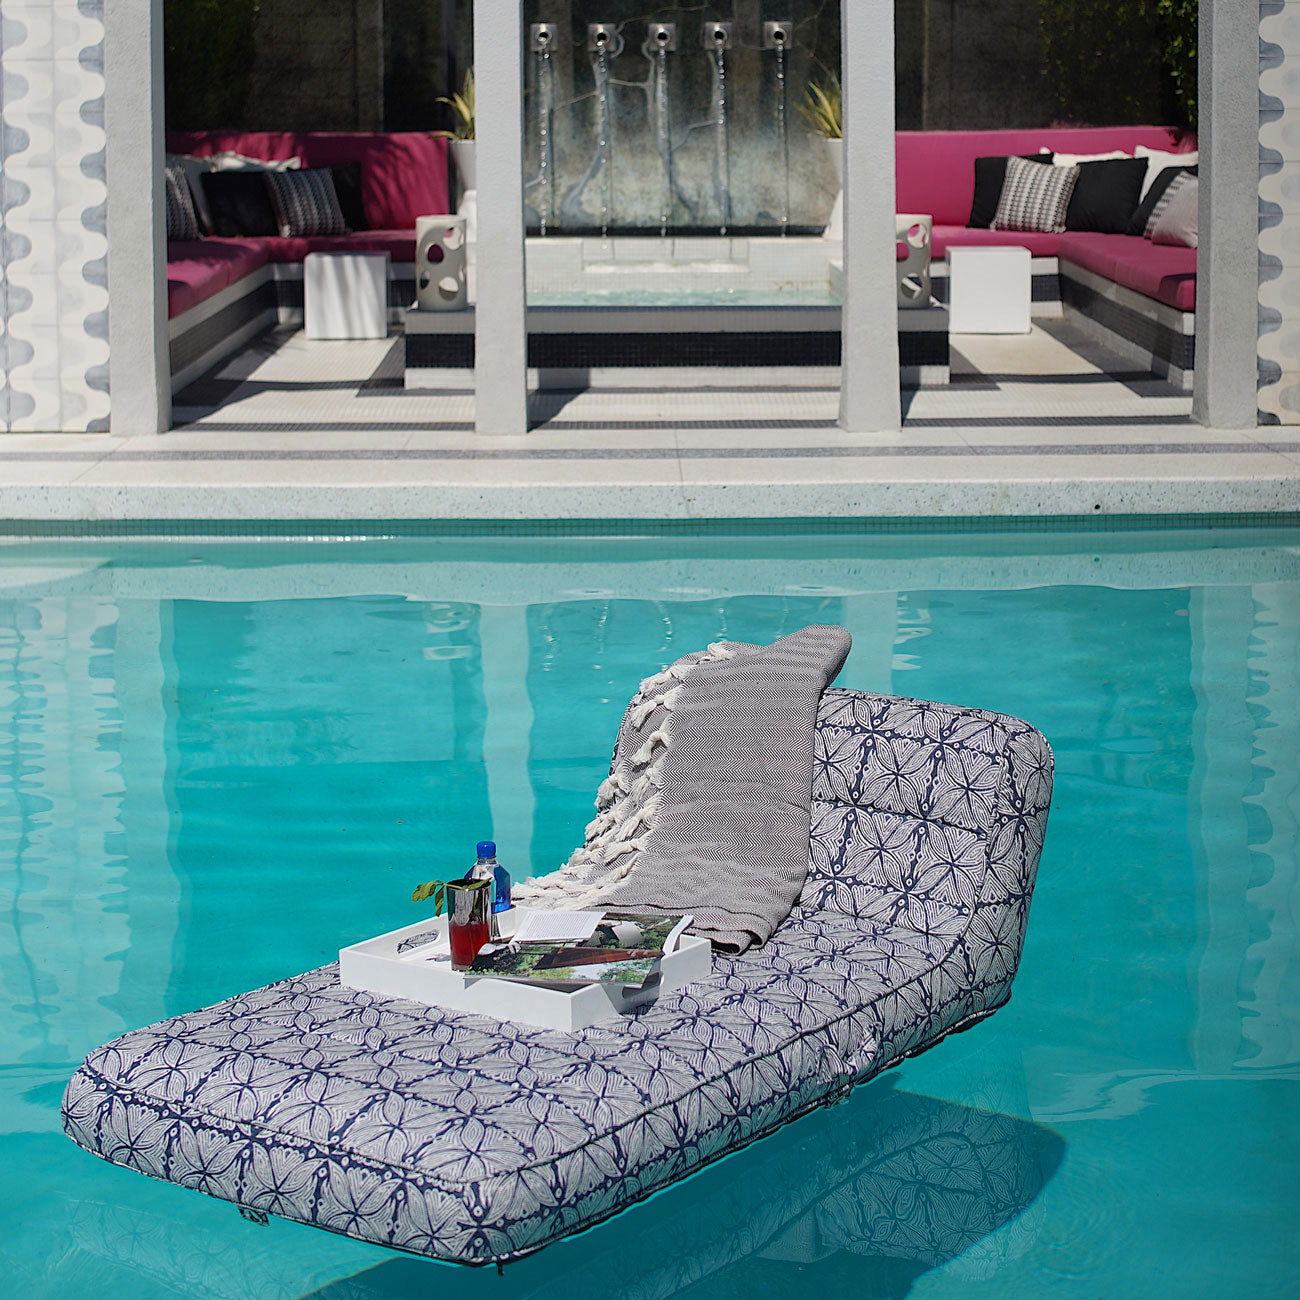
left=473, top=840, right=512, bottom=914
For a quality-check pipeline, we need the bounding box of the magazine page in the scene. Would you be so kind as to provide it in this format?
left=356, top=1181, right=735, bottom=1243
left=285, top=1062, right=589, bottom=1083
left=468, top=912, right=692, bottom=992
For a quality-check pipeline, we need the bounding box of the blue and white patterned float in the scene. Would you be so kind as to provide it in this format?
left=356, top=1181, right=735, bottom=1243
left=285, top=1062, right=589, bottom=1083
left=61, top=686, right=1052, bottom=1266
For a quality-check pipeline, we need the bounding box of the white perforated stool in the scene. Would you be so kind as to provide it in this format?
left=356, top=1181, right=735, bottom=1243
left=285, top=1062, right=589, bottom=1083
left=303, top=251, right=390, bottom=339
left=896, top=213, right=932, bottom=308
left=947, top=246, right=1032, bottom=334
left=415, top=215, right=468, bottom=311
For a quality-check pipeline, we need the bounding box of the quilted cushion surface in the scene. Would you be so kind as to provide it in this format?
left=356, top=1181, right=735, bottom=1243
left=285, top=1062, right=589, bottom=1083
left=62, top=690, right=1052, bottom=1265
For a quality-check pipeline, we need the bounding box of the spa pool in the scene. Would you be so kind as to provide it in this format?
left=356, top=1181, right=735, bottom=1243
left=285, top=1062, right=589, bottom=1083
left=2, top=523, right=1297, bottom=1298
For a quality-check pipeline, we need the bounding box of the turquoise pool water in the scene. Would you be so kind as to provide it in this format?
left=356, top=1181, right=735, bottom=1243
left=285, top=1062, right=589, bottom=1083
left=2, top=528, right=1297, bottom=1298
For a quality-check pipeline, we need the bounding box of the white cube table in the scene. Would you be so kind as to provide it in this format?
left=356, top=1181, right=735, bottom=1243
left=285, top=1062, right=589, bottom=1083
left=304, top=251, right=390, bottom=339
left=947, top=246, right=1032, bottom=334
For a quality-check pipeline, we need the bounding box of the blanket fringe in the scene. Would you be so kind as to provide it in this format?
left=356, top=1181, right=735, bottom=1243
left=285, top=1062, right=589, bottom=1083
left=513, top=641, right=738, bottom=908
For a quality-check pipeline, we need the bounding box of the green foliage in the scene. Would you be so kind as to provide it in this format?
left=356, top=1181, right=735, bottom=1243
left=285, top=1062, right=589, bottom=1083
left=797, top=78, right=842, bottom=140
left=1037, top=0, right=1197, bottom=128
left=163, top=0, right=260, bottom=129
left=436, top=69, right=475, bottom=142
left=1155, top=0, right=1197, bottom=125
left=411, top=879, right=448, bottom=913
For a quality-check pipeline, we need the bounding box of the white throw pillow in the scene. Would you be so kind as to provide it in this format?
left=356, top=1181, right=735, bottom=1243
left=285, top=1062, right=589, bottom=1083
left=1047, top=149, right=1130, bottom=167
left=1150, top=175, right=1198, bottom=247
left=207, top=152, right=303, bottom=173
left=1136, top=146, right=1198, bottom=198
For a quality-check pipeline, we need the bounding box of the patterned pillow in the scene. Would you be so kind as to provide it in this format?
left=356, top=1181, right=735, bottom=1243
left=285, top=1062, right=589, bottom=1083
left=263, top=167, right=348, bottom=238
left=1144, top=170, right=1195, bottom=240
left=1150, top=174, right=1198, bottom=248
left=163, top=161, right=202, bottom=242
left=991, top=155, right=1080, bottom=234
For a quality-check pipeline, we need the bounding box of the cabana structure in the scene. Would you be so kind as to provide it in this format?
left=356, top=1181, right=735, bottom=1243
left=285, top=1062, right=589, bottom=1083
left=0, top=1, right=1274, bottom=434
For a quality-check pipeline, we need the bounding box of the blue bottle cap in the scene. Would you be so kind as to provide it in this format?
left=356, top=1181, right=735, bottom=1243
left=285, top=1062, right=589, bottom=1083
left=476, top=840, right=496, bottom=857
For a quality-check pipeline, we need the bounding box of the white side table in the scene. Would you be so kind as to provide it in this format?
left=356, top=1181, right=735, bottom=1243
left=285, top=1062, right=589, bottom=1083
left=304, top=251, right=390, bottom=339
left=947, top=246, right=1032, bottom=334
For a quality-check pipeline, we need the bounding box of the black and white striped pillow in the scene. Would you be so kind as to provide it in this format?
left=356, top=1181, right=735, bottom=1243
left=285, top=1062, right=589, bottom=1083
left=264, top=168, right=348, bottom=238
left=1143, top=170, right=1195, bottom=239
left=164, top=161, right=202, bottom=242
left=992, top=155, right=1080, bottom=234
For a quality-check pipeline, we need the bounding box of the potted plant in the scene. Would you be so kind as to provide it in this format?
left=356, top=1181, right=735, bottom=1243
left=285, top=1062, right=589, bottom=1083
left=798, top=77, right=842, bottom=182
left=437, top=68, right=476, bottom=193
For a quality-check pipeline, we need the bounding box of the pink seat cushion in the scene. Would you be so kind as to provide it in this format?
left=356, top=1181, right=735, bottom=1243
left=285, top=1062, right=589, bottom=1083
left=166, top=238, right=269, bottom=318
left=1057, top=232, right=1196, bottom=311
left=931, top=225, right=1064, bottom=259
left=897, top=127, right=1195, bottom=227
left=241, top=230, right=418, bottom=264
left=165, top=131, right=450, bottom=231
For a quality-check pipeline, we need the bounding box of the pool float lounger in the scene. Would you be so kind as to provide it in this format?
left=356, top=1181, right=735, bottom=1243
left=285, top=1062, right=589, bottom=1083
left=62, top=644, right=1053, bottom=1267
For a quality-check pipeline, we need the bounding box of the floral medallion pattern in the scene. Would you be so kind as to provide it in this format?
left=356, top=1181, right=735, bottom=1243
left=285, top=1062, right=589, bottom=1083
left=62, top=689, right=1053, bottom=1265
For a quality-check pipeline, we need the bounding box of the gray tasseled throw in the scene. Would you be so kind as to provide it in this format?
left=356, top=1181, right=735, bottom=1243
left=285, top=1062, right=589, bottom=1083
left=513, top=625, right=852, bottom=952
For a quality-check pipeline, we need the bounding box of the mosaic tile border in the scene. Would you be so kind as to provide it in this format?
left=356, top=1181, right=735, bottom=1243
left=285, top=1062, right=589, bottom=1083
left=0, top=512, right=1297, bottom=542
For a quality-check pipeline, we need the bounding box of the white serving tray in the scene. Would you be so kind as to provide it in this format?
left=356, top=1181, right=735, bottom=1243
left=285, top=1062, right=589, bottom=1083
left=339, top=909, right=713, bottom=1032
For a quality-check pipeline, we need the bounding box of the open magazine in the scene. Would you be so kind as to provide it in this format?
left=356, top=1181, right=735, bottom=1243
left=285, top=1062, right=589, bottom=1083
left=467, top=911, right=693, bottom=995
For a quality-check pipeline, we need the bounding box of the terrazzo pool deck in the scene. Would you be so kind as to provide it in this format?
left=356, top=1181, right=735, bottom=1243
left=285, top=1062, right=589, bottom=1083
left=1, top=323, right=1297, bottom=525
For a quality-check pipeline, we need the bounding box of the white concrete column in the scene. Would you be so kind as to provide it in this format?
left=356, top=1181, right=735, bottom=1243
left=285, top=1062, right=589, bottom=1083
left=838, top=0, right=901, bottom=434
left=1193, top=0, right=1260, bottom=429
left=473, top=0, right=529, bottom=435
left=104, top=0, right=170, bottom=434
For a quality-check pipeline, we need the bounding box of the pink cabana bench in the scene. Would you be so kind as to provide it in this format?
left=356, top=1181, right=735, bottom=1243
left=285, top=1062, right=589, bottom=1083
left=163, top=125, right=1196, bottom=392
left=164, top=131, right=449, bottom=391
left=897, top=125, right=1197, bottom=385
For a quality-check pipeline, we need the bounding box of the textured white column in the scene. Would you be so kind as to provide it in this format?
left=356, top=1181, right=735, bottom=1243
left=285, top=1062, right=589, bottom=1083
left=1193, top=0, right=1260, bottom=429
left=104, top=0, right=170, bottom=434
left=473, top=0, right=529, bottom=435
left=838, top=0, right=901, bottom=434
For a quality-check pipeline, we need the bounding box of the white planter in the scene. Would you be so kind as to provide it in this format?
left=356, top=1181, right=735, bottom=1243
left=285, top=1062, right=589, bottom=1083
left=450, top=140, right=477, bottom=241
left=450, top=139, right=476, bottom=192
left=821, top=137, right=843, bottom=241
left=823, top=136, right=843, bottom=183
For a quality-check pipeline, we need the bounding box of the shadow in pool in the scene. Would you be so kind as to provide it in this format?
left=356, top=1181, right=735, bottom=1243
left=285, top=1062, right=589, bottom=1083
left=300, top=1078, right=1064, bottom=1300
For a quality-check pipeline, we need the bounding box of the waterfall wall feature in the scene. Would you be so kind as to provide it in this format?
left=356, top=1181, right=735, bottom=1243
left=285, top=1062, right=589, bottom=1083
left=522, top=4, right=840, bottom=235
left=764, top=21, right=794, bottom=235
left=704, top=22, right=734, bottom=235
left=530, top=24, right=560, bottom=235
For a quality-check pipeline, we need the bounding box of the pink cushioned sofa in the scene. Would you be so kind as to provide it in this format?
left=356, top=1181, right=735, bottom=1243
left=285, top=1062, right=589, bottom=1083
left=163, top=125, right=1196, bottom=393
left=164, top=130, right=449, bottom=390
left=897, top=125, right=1198, bottom=384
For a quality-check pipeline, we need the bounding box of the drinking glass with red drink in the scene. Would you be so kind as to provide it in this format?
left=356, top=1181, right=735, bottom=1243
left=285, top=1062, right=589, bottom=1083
left=446, top=877, right=493, bottom=970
